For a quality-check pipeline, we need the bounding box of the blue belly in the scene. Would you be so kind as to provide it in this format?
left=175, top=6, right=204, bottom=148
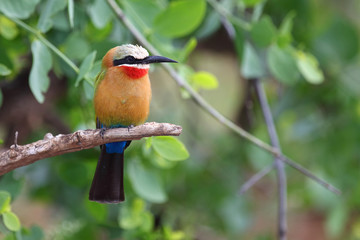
left=101, top=124, right=128, bottom=154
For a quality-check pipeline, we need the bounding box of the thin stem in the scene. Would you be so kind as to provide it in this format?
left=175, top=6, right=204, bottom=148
left=106, top=0, right=341, bottom=196
left=207, top=0, right=251, bottom=31
left=8, top=16, right=93, bottom=86
left=239, top=163, right=275, bottom=194
left=254, top=79, right=287, bottom=240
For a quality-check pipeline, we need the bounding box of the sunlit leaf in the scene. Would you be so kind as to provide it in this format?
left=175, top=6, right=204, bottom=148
left=154, top=0, right=206, bottom=38
left=241, top=42, right=265, bottom=78
left=29, top=40, right=52, bottom=103
left=296, top=51, right=324, bottom=84
left=0, top=64, right=11, bottom=76
left=3, top=212, right=20, bottom=231
left=128, top=160, right=167, bottom=203
left=250, top=15, right=277, bottom=47
left=191, top=71, right=219, bottom=90
left=75, top=51, right=96, bottom=87
left=0, top=191, right=11, bottom=214
left=267, top=45, right=299, bottom=84
left=0, top=16, right=18, bottom=40
left=0, top=0, right=41, bottom=19
left=37, top=0, right=67, bottom=33
left=152, top=136, right=189, bottom=161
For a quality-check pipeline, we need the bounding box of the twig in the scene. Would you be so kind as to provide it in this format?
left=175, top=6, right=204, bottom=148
left=239, top=163, right=275, bottom=194
left=106, top=0, right=341, bottom=196
left=254, top=79, right=287, bottom=240
left=14, top=131, right=18, bottom=149
left=0, top=122, right=182, bottom=175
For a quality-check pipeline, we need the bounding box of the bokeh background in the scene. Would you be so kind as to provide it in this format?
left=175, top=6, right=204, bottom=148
left=0, top=0, right=359, bottom=239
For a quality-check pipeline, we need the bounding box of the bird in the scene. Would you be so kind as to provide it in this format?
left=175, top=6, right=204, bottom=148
left=89, top=44, right=177, bottom=203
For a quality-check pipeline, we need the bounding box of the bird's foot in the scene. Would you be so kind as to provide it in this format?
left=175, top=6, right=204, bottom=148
left=127, top=125, right=134, bottom=132
left=100, top=127, right=107, bottom=139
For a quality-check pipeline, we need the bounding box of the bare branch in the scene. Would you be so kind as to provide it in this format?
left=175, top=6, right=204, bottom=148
left=239, top=163, right=275, bottom=194
left=0, top=122, right=182, bottom=176
left=254, top=79, right=287, bottom=240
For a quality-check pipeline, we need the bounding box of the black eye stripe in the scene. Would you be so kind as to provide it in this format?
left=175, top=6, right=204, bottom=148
left=113, top=55, right=141, bottom=66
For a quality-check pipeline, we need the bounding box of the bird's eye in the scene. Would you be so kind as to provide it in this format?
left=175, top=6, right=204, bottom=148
left=124, top=56, right=136, bottom=63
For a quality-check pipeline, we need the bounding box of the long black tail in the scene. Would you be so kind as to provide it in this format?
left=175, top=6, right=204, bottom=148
left=89, top=145, right=125, bottom=203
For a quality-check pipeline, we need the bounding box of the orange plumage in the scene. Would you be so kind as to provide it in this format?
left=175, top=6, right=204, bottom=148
left=89, top=44, right=176, bottom=203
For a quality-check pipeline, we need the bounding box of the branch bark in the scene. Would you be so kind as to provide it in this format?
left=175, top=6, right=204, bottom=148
left=0, top=122, right=182, bottom=176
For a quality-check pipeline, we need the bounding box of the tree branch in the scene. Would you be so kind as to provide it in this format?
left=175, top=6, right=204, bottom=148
left=254, top=79, right=287, bottom=240
left=106, top=0, right=341, bottom=196
left=0, top=122, right=182, bottom=176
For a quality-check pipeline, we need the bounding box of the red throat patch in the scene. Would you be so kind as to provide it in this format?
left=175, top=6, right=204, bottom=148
left=121, top=66, right=149, bottom=79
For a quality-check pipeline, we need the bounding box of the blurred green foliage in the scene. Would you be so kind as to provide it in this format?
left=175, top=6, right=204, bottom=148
left=0, top=0, right=359, bottom=239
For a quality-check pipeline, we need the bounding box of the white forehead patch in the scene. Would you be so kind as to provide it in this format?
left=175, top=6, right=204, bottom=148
left=117, top=44, right=149, bottom=59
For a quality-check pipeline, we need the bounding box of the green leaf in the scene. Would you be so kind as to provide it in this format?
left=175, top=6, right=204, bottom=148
left=37, top=0, right=67, bottom=33
left=119, top=198, right=154, bottom=231
left=75, top=51, right=96, bottom=87
left=0, top=0, right=41, bottom=19
left=82, top=80, right=94, bottom=100
left=3, top=212, right=20, bottom=231
left=0, top=64, right=11, bottom=76
left=87, top=0, right=113, bottom=29
left=250, top=16, right=277, bottom=47
left=150, top=154, right=177, bottom=169
left=67, top=0, right=74, bottom=28
left=178, top=37, right=197, bottom=62
left=0, top=16, right=18, bottom=40
left=313, top=18, right=359, bottom=65
left=243, top=0, right=263, bottom=7
left=128, top=160, right=167, bottom=203
left=29, top=40, right=52, bottom=103
left=0, top=191, right=11, bottom=214
left=277, top=11, right=295, bottom=47
left=154, top=0, right=206, bottom=38
left=267, top=45, right=299, bottom=85
left=191, top=71, right=218, bottom=90
left=296, top=51, right=324, bottom=84
left=63, top=32, right=90, bottom=61
left=326, top=204, right=348, bottom=237
left=241, top=42, right=265, bottom=78
left=22, top=226, right=44, bottom=240
left=152, top=136, right=189, bottom=161
left=122, top=0, right=163, bottom=34
left=85, top=200, right=108, bottom=222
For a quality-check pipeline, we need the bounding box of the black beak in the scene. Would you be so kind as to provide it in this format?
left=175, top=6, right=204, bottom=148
left=141, top=56, right=178, bottom=64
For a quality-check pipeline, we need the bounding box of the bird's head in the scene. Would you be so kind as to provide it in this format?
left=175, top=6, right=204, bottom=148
left=102, top=44, right=177, bottom=79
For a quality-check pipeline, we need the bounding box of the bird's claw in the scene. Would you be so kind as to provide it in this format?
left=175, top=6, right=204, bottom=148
left=127, top=125, right=134, bottom=132
left=100, top=127, right=107, bottom=139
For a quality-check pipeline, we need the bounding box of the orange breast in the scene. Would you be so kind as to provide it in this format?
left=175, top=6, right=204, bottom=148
left=94, top=67, right=152, bottom=127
